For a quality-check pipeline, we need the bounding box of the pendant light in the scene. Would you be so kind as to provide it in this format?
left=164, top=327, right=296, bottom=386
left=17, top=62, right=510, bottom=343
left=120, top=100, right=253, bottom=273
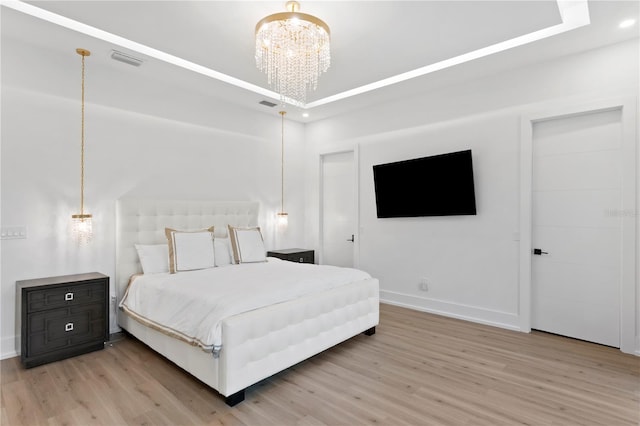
left=71, top=48, right=93, bottom=245
left=276, top=111, right=288, bottom=227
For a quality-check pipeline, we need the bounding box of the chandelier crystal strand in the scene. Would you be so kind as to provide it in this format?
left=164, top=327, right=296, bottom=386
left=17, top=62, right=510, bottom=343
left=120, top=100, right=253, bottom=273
left=255, top=1, right=330, bottom=106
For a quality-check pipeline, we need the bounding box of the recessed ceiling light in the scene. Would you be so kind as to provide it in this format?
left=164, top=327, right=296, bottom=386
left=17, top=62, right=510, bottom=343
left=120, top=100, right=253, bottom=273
left=302, top=112, right=309, bottom=118
left=619, top=19, right=636, bottom=29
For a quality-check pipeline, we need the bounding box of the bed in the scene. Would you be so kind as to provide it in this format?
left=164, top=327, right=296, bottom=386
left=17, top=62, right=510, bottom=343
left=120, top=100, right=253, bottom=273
left=115, top=199, right=379, bottom=406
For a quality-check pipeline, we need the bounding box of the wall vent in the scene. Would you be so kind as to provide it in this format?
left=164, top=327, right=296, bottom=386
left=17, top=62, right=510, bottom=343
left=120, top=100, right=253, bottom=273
left=110, top=50, right=143, bottom=67
left=259, top=100, right=277, bottom=107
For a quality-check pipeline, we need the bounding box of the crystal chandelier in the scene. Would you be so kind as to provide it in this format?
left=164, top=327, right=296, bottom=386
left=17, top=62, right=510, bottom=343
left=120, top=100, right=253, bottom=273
left=255, top=1, right=330, bottom=106
left=71, top=48, right=93, bottom=245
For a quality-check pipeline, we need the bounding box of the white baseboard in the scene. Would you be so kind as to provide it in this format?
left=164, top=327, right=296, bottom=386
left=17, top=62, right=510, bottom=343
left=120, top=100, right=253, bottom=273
left=1, top=335, right=19, bottom=360
left=5, top=299, right=636, bottom=358
left=380, top=290, right=522, bottom=332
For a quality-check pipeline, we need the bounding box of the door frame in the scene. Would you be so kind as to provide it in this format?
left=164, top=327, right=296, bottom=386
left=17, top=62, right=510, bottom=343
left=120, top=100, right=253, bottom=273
left=319, top=147, right=360, bottom=267
left=518, top=96, right=637, bottom=354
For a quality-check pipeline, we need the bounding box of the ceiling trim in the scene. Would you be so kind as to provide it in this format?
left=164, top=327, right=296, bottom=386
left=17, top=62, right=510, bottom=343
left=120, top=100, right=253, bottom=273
left=0, top=0, right=282, bottom=100
left=1, top=0, right=590, bottom=110
left=306, top=1, right=590, bottom=108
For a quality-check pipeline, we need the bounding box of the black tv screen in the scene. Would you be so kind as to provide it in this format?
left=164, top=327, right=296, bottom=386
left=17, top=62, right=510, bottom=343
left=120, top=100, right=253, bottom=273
left=373, top=149, right=477, bottom=218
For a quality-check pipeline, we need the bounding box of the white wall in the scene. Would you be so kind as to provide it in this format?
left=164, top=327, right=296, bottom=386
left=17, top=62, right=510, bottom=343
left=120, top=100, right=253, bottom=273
left=305, top=39, right=639, bottom=350
left=2, top=30, right=637, bottom=359
left=1, top=46, right=307, bottom=359
left=359, top=114, right=521, bottom=327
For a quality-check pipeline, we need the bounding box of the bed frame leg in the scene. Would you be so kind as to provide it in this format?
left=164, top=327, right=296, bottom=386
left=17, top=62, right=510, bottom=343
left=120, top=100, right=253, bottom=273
left=363, top=326, right=376, bottom=336
left=225, top=389, right=245, bottom=406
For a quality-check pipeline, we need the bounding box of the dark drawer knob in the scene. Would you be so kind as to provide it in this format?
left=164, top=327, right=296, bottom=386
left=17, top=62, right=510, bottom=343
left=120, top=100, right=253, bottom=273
left=65, top=292, right=74, bottom=301
left=65, top=322, right=74, bottom=332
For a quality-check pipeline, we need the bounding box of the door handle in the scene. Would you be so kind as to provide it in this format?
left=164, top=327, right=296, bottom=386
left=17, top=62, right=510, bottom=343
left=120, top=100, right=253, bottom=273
left=347, top=234, right=354, bottom=242
left=533, top=248, right=549, bottom=255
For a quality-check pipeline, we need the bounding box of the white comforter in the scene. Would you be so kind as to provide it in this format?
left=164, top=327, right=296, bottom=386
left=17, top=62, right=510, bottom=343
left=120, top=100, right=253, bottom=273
left=119, top=257, right=372, bottom=352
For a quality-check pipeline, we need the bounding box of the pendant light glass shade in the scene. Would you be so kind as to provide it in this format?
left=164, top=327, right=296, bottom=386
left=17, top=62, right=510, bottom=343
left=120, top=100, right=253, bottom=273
left=276, top=212, right=289, bottom=227
left=72, top=214, right=93, bottom=244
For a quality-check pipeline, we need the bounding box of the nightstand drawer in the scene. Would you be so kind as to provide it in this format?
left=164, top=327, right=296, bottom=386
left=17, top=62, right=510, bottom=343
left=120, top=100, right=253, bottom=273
left=26, top=303, right=106, bottom=357
left=267, top=249, right=314, bottom=264
left=26, top=281, right=105, bottom=313
left=292, top=251, right=314, bottom=263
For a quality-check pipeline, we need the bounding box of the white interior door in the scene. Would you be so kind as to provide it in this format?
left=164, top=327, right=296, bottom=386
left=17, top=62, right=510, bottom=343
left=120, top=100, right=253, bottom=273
left=531, top=108, right=622, bottom=347
left=321, top=151, right=355, bottom=267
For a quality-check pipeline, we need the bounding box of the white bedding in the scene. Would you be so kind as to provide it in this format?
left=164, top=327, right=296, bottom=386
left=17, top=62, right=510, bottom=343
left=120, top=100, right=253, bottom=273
left=119, top=257, right=372, bottom=353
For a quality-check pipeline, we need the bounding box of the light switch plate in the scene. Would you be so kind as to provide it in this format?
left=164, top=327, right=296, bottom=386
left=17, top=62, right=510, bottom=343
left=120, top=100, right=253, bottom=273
left=1, top=226, right=27, bottom=239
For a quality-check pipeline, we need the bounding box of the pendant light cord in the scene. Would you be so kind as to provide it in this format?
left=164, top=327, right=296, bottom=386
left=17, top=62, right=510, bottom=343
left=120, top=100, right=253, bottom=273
left=76, top=48, right=91, bottom=217
left=80, top=51, right=86, bottom=216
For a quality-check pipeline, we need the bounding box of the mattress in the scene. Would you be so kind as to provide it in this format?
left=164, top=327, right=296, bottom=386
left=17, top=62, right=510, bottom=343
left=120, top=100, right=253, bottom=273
left=119, top=257, right=373, bottom=353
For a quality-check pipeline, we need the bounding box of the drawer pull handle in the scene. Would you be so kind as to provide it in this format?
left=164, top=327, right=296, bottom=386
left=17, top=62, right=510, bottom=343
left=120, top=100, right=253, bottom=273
left=65, top=323, right=74, bottom=332
left=64, top=292, right=74, bottom=301
left=299, top=257, right=304, bottom=262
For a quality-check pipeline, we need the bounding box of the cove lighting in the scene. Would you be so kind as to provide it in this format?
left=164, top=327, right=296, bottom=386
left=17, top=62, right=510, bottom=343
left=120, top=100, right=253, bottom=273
left=1, top=0, right=279, bottom=100
left=305, top=0, right=590, bottom=108
left=2, top=0, right=590, bottom=110
left=619, top=19, right=636, bottom=29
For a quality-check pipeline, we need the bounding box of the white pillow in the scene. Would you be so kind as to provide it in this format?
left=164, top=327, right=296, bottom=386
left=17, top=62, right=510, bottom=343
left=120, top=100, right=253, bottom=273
left=228, top=225, right=267, bottom=263
left=135, top=244, right=169, bottom=274
left=214, top=237, right=233, bottom=267
left=165, top=227, right=215, bottom=273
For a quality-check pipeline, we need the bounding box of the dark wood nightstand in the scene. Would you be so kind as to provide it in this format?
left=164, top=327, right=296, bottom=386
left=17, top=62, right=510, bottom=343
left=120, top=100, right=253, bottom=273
left=17, top=272, right=109, bottom=368
left=267, top=248, right=315, bottom=264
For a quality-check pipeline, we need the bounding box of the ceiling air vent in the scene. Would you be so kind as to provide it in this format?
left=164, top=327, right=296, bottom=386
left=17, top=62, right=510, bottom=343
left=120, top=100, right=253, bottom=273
left=259, top=100, right=277, bottom=107
left=110, top=50, right=143, bottom=67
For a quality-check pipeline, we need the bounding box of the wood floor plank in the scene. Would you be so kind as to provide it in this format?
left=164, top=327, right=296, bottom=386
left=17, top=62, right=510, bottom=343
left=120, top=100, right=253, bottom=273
left=24, top=365, right=69, bottom=420
left=277, top=363, right=390, bottom=424
left=0, top=357, right=22, bottom=386
left=2, top=303, right=638, bottom=425
left=2, top=380, right=47, bottom=426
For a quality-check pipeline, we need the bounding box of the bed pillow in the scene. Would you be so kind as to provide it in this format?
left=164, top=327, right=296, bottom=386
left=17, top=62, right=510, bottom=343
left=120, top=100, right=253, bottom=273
left=228, top=225, right=267, bottom=263
left=165, top=226, right=215, bottom=273
left=135, top=244, right=169, bottom=274
left=214, top=237, right=233, bottom=267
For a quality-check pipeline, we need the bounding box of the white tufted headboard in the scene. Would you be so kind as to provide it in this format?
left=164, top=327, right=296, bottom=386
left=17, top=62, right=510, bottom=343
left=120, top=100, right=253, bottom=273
left=115, top=199, right=259, bottom=301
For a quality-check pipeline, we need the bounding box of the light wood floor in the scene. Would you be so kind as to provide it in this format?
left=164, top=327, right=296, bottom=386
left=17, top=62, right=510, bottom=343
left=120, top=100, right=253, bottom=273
left=2, top=303, right=639, bottom=426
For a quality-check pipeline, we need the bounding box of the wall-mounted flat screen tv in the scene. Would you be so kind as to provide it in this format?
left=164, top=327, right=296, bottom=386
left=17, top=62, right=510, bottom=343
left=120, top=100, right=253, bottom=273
left=373, top=149, right=477, bottom=218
